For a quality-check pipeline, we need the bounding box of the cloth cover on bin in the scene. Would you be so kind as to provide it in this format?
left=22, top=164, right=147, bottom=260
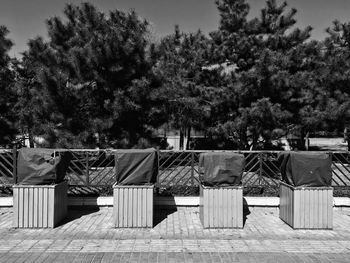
left=278, top=152, right=332, bottom=187
left=17, top=148, right=72, bottom=185
left=115, top=148, right=158, bottom=185
left=199, top=152, right=245, bottom=186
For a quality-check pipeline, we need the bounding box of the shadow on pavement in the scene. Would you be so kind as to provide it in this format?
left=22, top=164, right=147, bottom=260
left=153, top=196, right=178, bottom=227
left=243, top=197, right=251, bottom=227
left=58, top=206, right=100, bottom=226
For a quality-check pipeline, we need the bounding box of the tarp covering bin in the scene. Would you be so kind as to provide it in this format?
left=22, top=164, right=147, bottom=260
left=17, top=148, right=72, bottom=185
left=115, top=148, right=158, bottom=185
left=199, top=152, right=245, bottom=186
left=278, top=152, right=332, bottom=187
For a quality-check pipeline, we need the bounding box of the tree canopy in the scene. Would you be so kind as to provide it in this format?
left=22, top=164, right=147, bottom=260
left=2, top=0, right=350, bottom=150
left=18, top=3, right=155, bottom=148
left=151, top=25, right=215, bottom=149
left=0, top=26, right=17, bottom=146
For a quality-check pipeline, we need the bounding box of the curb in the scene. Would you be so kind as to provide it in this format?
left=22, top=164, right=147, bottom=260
left=1, top=196, right=349, bottom=207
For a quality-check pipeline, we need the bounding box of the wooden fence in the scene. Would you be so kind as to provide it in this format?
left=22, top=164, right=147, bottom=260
left=1, top=149, right=350, bottom=189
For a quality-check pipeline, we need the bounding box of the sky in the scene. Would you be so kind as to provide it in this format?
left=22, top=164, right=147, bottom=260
left=1, top=0, right=350, bottom=57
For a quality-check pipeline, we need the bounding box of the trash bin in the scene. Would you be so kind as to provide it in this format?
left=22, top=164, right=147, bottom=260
left=278, top=152, right=333, bottom=229
left=199, top=152, right=245, bottom=228
left=113, top=184, right=153, bottom=228
left=113, top=149, right=158, bottom=228
left=13, top=148, right=71, bottom=228
left=13, top=181, right=68, bottom=228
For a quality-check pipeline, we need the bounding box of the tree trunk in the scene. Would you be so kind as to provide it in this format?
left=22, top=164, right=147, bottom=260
left=300, top=127, right=306, bottom=150
left=186, top=126, right=191, bottom=150
left=344, top=127, right=350, bottom=151
left=304, top=131, right=310, bottom=151
left=179, top=129, right=184, bottom=150
left=29, top=134, right=35, bottom=148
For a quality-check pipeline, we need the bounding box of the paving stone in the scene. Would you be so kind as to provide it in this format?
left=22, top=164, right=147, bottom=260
left=147, top=251, right=158, bottom=263
left=110, top=253, right=124, bottom=263
left=0, top=207, right=349, bottom=262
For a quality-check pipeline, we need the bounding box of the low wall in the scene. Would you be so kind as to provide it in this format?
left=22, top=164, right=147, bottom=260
left=1, top=196, right=350, bottom=207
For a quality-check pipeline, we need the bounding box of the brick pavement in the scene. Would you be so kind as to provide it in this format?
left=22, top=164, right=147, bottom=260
left=0, top=207, right=349, bottom=262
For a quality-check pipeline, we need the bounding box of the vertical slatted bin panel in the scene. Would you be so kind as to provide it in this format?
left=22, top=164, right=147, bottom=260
left=199, top=184, right=204, bottom=226
left=199, top=184, right=243, bottom=228
left=113, top=185, right=154, bottom=228
left=13, top=181, right=68, bottom=228
left=54, top=182, right=68, bottom=227
left=279, top=183, right=294, bottom=227
left=279, top=182, right=333, bottom=229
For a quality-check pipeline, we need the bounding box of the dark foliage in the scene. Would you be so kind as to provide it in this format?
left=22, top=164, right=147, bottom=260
left=1, top=0, right=350, bottom=150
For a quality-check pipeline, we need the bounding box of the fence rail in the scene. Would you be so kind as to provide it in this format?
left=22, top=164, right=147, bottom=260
left=1, top=149, right=350, bottom=189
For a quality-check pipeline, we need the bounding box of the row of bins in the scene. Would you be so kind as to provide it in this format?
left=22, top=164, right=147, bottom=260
left=13, top=149, right=333, bottom=229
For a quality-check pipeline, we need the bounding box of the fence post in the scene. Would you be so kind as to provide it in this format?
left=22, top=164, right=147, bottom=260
left=86, top=152, right=89, bottom=185
left=114, top=151, right=118, bottom=184
left=259, top=152, right=263, bottom=186
left=12, top=147, right=17, bottom=184
left=191, top=151, right=194, bottom=186
left=329, top=151, right=334, bottom=178
left=157, top=149, right=160, bottom=187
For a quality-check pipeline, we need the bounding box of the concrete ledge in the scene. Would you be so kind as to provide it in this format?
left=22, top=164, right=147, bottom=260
left=0, top=196, right=349, bottom=207
left=67, top=196, right=200, bottom=207
left=334, top=197, right=350, bottom=207
left=245, top=197, right=279, bottom=207
left=0, top=197, right=12, bottom=207
left=68, top=196, right=113, bottom=206
left=155, top=196, right=199, bottom=206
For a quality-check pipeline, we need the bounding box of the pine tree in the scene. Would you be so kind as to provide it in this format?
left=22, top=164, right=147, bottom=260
left=0, top=26, right=17, bottom=147
left=318, top=21, right=350, bottom=133
left=152, top=26, right=212, bottom=149
left=21, top=3, right=155, bottom=148
left=209, top=0, right=317, bottom=149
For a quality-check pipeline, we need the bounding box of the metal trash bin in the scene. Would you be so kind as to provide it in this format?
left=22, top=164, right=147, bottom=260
left=199, top=152, right=245, bottom=228
left=200, top=184, right=243, bottom=228
left=113, top=184, right=153, bottom=228
left=278, top=152, right=333, bottom=229
left=113, top=149, right=158, bottom=228
left=13, top=148, right=71, bottom=228
left=13, top=181, right=68, bottom=228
